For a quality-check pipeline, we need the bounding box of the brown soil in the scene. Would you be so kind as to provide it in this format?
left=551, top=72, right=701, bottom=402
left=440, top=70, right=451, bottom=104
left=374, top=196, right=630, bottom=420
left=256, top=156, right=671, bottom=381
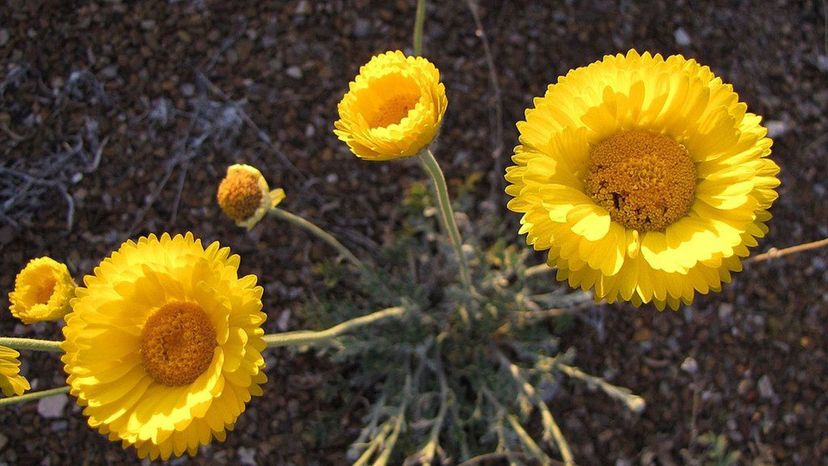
left=1, top=1, right=826, bottom=465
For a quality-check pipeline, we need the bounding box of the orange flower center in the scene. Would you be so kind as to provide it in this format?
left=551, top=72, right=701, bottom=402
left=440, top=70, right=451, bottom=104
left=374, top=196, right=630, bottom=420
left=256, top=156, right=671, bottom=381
left=140, top=302, right=216, bottom=386
left=217, top=170, right=263, bottom=222
left=33, top=275, right=57, bottom=305
left=585, top=129, right=696, bottom=232
left=369, top=93, right=419, bottom=128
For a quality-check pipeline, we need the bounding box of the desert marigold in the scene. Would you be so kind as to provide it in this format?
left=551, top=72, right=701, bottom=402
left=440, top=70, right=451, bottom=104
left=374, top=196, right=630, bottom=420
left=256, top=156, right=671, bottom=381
left=61, top=232, right=267, bottom=460
left=0, top=345, right=30, bottom=397
left=217, top=164, right=285, bottom=230
left=9, top=256, right=75, bottom=324
left=334, top=50, right=448, bottom=161
left=506, top=50, right=780, bottom=310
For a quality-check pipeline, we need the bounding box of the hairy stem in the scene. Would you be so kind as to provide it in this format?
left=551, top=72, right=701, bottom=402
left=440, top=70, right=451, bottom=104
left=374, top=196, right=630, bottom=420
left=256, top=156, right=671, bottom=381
left=268, top=207, right=366, bottom=271
left=417, top=149, right=473, bottom=292
left=497, top=351, right=574, bottom=465
left=0, top=337, right=62, bottom=353
left=0, top=386, right=69, bottom=407
left=746, top=236, right=828, bottom=264
left=263, top=306, right=405, bottom=348
left=549, top=359, right=646, bottom=414
left=413, top=0, right=426, bottom=56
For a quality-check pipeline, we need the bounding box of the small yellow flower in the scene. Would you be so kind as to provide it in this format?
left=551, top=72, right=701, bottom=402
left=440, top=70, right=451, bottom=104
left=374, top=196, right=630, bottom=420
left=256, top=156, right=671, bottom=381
left=9, top=256, right=75, bottom=324
left=506, top=50, right=780, bottom=310
left=335, top=50, right=448, bottom=161
left=216, top=164, right=285, bottom=230
left=62, top=232, right=267, bottom=460
left=0, top=345, right=30, bottom=397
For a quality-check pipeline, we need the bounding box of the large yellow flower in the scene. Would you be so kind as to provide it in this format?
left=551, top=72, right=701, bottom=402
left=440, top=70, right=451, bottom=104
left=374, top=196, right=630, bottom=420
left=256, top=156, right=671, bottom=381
left=216, top=164, right=285, bottom=230
left=335, top=50, right=448, bottom=161
left=0, top=345, right=30, bottom=397
left=62, top=233, right=267, bottom=460
left=9, top=256, right=75, bottom=324
left=506, top=50, right=780, bottom=310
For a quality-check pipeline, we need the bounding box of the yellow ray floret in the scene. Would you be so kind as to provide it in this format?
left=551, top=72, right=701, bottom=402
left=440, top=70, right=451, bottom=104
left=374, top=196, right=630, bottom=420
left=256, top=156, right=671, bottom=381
left=62, top=232, right=267, bottom=460
left=217, top=164, right=285, bottom=230
left=505, top=50, right=780, bottom=310
left=0, top=345, right=30, bottom=397
left=9, top=256, right=76, bottom=324
left=335, top=50, right=448, bottom=161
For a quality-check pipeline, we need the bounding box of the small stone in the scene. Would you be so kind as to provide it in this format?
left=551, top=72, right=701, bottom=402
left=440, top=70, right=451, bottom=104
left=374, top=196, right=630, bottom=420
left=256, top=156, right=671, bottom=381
left=766, top=120, right=789, bottom=138
left=276, top=309, right=291, bottom=331
left=50, top=420, right=68, bottom=432
left=237, top=447, right=256, bottom=466
left=758, top=375, right=775, bottom=399
left=737, top=378, right=752, bottom=397
left=0, top=432, right=7, bottom=450
left=140, top=20, right=156, bottom=30
left=285, top=66, right=303, bottom=79
left=674, top=27, right=691, bottom=46
left=0, top=29, right=9, bottom=47
left=37, top=393, right=69, bottom=419
left=101, top=65, right=118, bottom=79
left=353, top=18, right=371, bottom=38
left=177, top=30, right=192, bottom=43
left=680, top=356, right=698, bottom=374
left=295, top=0, right=311, bottom=15
left=718, top=303, right=733, bottom=320
left=817, top=55, right=828, bottom=73
left=633, top=327, right=652, bottom=342
left=181, top=83, right=195, bottom=97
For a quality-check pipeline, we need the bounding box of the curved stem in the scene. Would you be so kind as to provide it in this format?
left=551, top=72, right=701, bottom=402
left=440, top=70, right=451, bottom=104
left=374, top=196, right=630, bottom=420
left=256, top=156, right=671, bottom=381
left=417, top=149, right=473, bottom=292
left=413, top=0, right=426, bottom=56
left=0, top=386, right=69, bottom=407
left=268, top=207, right=366, bottom=272
left=263, top=306, right=405, bottom=348
left=746, top=237, right=828, bottom=264
left=0, top=337, right=62, bottom=353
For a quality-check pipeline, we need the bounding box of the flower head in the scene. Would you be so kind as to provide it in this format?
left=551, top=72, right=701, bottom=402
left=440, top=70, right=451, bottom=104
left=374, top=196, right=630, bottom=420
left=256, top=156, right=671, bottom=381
left=506, top=50, right=780, bottom=310
left=217, top=164, right=285, bottom=230
left=62, top=233, right=267, bottom=460
left=335, top=51, right=448, bottom=161
left=0, top=345, right=30, bottom=397
left=9, top=256, right=75, bottom=324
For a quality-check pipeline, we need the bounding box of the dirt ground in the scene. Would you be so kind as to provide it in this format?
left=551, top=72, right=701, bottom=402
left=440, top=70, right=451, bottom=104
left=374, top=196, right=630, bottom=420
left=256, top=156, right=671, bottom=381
left=1, top=1, right=827, bottom=465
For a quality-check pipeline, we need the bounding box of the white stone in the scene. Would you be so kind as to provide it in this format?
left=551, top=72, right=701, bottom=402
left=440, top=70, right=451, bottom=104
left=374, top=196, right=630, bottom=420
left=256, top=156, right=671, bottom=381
left=37, top=393, right=69, bottom=419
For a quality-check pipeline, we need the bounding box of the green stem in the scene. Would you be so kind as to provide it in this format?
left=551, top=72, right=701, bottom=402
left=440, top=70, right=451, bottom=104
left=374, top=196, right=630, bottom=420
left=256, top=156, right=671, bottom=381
left=263, top=306, right=405, bottom=348
left=417, top=149, right=473, bottom=291
left=413, top=0, right=426, bottom=56
left=0, top=337, right=62, bottom=353
left=268, top=207, right=366, bottom=272
left=0, top=386, right=69, bottom=407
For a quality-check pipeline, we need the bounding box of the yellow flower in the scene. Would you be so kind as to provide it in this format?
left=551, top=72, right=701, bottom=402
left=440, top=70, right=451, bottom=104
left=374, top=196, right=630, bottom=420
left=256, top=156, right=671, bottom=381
left=335, top=50, right=448, bottom=161
left=216, top=164, right=285, bottom=230
left=0, top=345, right=30, bottom=397
left=506, top=50, right=780, bottom=310
left=9, top=256, right=75, bottom=324
left=62, top=233, right=267, bottom=460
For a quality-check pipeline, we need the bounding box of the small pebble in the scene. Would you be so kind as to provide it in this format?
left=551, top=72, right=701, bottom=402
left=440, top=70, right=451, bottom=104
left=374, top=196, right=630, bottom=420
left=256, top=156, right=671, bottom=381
left=237, top=446, right=256, bottom=466
left=766, top=120, right=789, bottom=138
left=758, top=375, right=776, bottom=399
left=817, top=55, right=828, bottom=73
left=37, top=393, right=69, bottom=419
left=680, top=356, right=698, bottom=374
left=286, top=66, right=303, bottom=79
left=674, top=27, right=691, bottom=46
